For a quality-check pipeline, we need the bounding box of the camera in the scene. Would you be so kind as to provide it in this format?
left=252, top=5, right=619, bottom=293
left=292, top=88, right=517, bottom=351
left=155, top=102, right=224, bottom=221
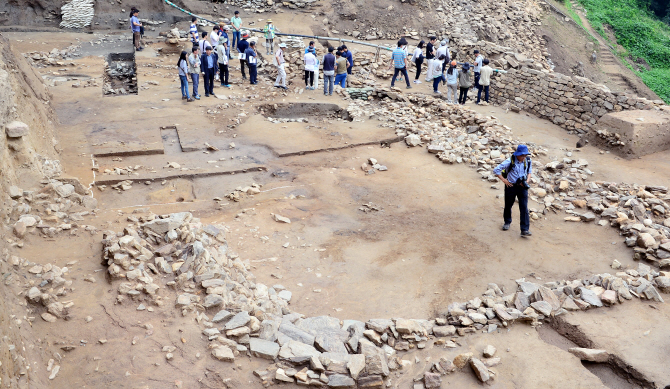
left=517, top=177, right=530, bottom=189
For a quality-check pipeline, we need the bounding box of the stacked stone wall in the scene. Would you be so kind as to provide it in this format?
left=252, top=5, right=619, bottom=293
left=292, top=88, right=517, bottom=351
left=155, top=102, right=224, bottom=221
left=490, top=68, right=665, bottom=134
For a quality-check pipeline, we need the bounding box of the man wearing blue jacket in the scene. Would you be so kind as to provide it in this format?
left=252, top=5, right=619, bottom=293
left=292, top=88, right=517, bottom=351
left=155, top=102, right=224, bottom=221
left=200, top=46, right=218, bottom=97
left=493, top=144, right=533, bottom=237
left=237, top=33, right=250, bottom=80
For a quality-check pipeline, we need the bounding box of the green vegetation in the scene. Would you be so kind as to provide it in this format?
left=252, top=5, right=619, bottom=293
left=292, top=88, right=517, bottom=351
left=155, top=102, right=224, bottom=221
left=577, top=0, right=670, bottom=102
left=563, top=0, right=586, bottom=28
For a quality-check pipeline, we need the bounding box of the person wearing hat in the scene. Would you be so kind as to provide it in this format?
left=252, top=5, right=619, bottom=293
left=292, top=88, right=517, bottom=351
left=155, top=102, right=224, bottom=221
left=436, top=40, right=448, bottom=71
left=231, top=11, right=242, bottom=52
left=473, top=49, right=483, bottom=88
left=274, top=43, right=288, bottom=90
left=493, top=145, right=533, bottom=236
left=130, top=9, right=142, bottom=51
left=445, top=60, right=459, bottom=104
left=237, top=32, right=250, bottom=80
left=263, top=19, right=276, bottom=55
left=200, top=45, right=218, bottom=97
left=218, top=25, right=230, bottom=59
left=458, top=62, right=472, bottom=104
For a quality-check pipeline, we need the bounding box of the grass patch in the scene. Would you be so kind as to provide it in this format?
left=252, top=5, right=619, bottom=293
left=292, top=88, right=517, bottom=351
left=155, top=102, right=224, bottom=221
left=578, top=0, right=670, bottom=102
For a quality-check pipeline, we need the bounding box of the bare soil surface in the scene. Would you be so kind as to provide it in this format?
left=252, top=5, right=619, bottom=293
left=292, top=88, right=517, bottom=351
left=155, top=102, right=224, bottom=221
left=3, top=25, right=670, bottom=389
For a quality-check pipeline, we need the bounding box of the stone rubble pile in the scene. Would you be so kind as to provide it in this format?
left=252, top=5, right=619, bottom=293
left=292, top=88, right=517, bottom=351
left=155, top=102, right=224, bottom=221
left=24, top=45, right=81, bottom=67
left=221, top=0, right=317, bottom=10
left=104, top=60, right=138, bottom=95
left=99, top=212, right=667, bottom=388
left=8, top=180, right=98, bottom=242
left=224, top=184, right=263, bottom=202
left=343, top=94, right=670, bottom=267
left=60, top=0, right=95, bottom=29
left=21, top=260, right=75, bottom=323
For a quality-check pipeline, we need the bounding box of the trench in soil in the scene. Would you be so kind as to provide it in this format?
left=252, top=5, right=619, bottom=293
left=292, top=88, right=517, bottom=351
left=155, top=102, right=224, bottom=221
left=538, top=319, right=652, bottom=389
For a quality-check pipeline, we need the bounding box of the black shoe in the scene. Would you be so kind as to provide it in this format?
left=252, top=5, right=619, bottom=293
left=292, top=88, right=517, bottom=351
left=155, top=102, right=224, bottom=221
left=521, top=230, right=532, bottom=237
left=205, top=94, right=209, bottom=97
left=502, top=224, right=510, bottom=231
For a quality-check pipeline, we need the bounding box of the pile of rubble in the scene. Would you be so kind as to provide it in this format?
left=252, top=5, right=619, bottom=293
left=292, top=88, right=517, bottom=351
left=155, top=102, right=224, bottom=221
left=24, top=45, right=81, bottom=67
left=98, top=211, right=667, bottom=388
left=23, top=260, right=75, bottom=323
left=343, top=93, right=670, bottom=267
left=104, top=59, right=138, bottom=95
left=224, top=184, right=262, bottom=202
left=8, top=180, right=98, bottom=242
left=60, top=0, right=95, bottom=29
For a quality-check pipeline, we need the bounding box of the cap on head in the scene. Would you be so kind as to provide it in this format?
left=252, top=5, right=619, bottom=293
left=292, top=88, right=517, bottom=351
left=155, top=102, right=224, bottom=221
left=278, top=43, right=287, bottom=48
left=462, top=62, right=470, bottom=70
left=267, top=19, right=272, bottom=23
left=513, top=144, right=530, bottom=156
left=450, top=60, right=457, bottom=66
left=440, top=40, right=446, bottom=46
left=474, top=49, right=479, bottom=54
left=242, top=32, right=249, bottom=38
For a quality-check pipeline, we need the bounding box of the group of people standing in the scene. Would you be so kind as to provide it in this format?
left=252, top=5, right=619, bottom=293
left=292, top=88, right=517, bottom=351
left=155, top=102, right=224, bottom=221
left=174, top=13, right=290, bottom=101
left=303, top=41, right=353, bottom=95
left=392, top=37, right=496, bottom=105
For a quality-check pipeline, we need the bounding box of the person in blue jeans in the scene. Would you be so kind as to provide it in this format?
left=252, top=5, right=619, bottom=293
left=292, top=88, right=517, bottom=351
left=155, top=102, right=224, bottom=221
left=334, top=51, right=347, bottom=88
left=389, top=41, right=411, bottom=89
left=231, top=11, right=242, bottom=54
left=188, top=47, right=201, bottom=99
left=177, top=51, right=193, bottom=102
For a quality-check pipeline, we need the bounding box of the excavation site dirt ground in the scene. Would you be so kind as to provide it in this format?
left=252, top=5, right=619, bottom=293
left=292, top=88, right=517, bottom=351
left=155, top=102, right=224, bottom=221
left=1, top=3, right=670, bottom=388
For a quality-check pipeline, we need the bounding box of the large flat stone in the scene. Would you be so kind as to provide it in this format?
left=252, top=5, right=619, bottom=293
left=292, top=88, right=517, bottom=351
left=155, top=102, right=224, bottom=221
left=249, top=338, right=280, bottom=360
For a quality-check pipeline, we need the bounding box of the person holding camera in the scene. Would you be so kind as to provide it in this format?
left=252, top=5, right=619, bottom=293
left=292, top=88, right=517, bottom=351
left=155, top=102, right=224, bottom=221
left=493, top=144, right=533, bottom=237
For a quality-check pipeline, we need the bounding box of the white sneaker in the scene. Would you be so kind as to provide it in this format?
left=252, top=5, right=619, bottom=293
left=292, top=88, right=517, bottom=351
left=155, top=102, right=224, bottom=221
left=413, top=80, right=422, bottom=84
left=434, top=90, right=442, bottom=94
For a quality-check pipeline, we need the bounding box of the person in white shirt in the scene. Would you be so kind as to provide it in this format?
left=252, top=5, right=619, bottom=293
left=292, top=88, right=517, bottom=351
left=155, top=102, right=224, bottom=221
left=199, top=32, right=212, bottom=54
left=274, top=43, right=288, bottom=89
left=304, top=50, right=317, bottom=90
left=411, top=40, right=424, bottom=84
left=210, top=26, right=220, bottom=48
left=216, top=41, right=230, bottom=87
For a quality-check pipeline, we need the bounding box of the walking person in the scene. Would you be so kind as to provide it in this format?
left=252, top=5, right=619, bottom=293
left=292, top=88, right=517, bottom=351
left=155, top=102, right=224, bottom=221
left=130, top=9, right=142, bottom=51
left=445, top=61, right=459, bottom=104
left=476, top=58, right=493, bottom=104
left=396, top=38, right=408, bottom=83
left=322, top=47, right=336, bottom=96
left=431, top=54, right=446, bottom=94
left=263, top=19, right=276, bottom=55
left=177, top=51, right=193, bottom=102
left=200, top=46, right=218, bottom=97
left=424, top=36, right=437, bottom=81
left=458, top=62, right=472, bottom=104
left=304, top=48, right=317, bottom=90
left=245, top=41, right=258, bottom=84
left=216, top=40, right=230, bottom=87
left=188, top=47, right=201, bottom=100
left=493, top=144, right=533, bottom=237
left=390, top=40, right=411, bottom=89
left=334, top=50, right=347, bottom=88
left=411, top=40, right=424, bottom=84
left=189, top=17, right=199, bottom=46
left=237, top=33, right=249, bottom=80
left=274, top=43, right=288, bottom=89
left=473, top=49, right=483, bottom=88
left=231, top=11, right=242, bottom=53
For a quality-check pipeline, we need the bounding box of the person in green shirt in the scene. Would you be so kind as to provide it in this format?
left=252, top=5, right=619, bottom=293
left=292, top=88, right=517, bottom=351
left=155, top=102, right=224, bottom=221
left=263, top=19, right=276, bottom=55
left=231, top=11, right=242, bottom=54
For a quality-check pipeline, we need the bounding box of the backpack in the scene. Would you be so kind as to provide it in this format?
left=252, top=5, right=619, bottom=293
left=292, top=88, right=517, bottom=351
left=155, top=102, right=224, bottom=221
left=501, top=156, right=530, bottom=179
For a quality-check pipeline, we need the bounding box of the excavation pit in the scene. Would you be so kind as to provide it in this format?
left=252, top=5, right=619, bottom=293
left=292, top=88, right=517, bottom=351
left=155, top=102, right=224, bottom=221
left=103, top=52, right=138, bottom=96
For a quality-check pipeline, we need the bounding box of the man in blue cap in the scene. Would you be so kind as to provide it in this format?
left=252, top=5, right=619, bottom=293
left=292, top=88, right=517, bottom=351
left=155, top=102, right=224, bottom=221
left=493, top=144, right=533, bottom=236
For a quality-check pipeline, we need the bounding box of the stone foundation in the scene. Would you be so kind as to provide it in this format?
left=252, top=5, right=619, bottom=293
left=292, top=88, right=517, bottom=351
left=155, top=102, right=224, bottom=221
left=490, top=68, right=664, bottom=134
left=589, top=110, right=670, bottom=157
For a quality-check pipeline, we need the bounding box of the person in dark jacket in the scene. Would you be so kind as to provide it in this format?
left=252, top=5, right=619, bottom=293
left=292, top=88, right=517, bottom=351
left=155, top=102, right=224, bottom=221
left=341, top=45, right=353, bottom=74
left=245, top=41, right=258, bottom=84
left=200, top=46, right=218, bottom=97
left=237, top=33, right=250, bottom=80
left=322, top=46, right=336, bottom=96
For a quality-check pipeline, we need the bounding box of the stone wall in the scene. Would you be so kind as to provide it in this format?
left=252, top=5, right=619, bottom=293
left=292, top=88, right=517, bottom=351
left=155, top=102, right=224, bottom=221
left=490, top=68, right=666, bottom=134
